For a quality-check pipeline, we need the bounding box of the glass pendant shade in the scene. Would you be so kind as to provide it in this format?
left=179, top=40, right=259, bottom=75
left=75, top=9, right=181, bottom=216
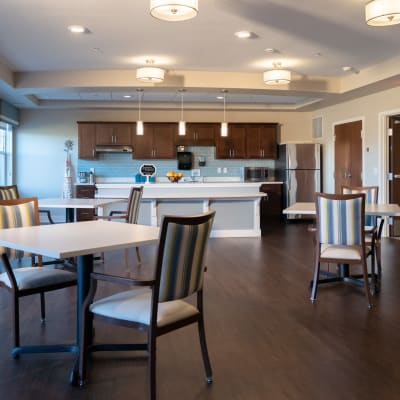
left=179, top=120, right=186, bottom=136
left=221, top=122, right=228, bottom=137
left=136, top=120, right=144, bottom=136
left=150, top=0, right=199, bottom=21
left=365, top=0, right=400, bottom=26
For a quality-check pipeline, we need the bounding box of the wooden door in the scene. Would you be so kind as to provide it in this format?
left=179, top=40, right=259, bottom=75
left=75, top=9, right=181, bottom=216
left=230, top=124, right=246, bottom=158
left=96, top=123, right=132, bottom=145
left=388, top=115, right=400, bottom=236
left=152, top=123, right=176, bottom=159
left=245, top=125, right=262, bottom=158
left=334, top=120, right=362, bottom=193
left=134, top=124, right=155, bottom=158
left=260, top=124, right=278, bottom=159
left=78, top=123, right=96, bottom=159
left=191, top=123, right=217, bottom=145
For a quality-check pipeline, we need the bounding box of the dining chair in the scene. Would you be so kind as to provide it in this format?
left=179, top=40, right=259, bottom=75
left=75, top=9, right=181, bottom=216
left=342, top=185, right=384, bottom=285
left=98, top=186, right=143, bottom=264
left=0, top=197, right=77, bottom=356
left=311, top=192, right=374, bottom=308
left=0, top=184, right=55, bottom=224
left=77, top=210, right=216, bottom=400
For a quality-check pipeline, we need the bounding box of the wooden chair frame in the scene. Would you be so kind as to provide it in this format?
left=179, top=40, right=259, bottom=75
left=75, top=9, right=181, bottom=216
left=77, top=210, right=215, bottom=399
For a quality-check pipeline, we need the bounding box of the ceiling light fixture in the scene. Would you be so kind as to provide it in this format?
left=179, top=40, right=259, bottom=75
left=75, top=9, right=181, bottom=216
left=136, top=89, right=144, bottom=136
left=365, top=0, right=400, bottom=26
left=136, top=60, right=165, bottom=83
left=178, top=89, right=186, bottom=136
left=220, top=90, right=228, bottom=137
left=68, top=25, right=89, bottom=33
left=150, top=0, right=199, bottom=21
left=263, top=63, right=291, bottom=85
left=235, top=31, right=252, bottom=39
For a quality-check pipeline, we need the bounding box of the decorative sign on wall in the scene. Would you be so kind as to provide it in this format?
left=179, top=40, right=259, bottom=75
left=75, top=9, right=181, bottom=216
left=140, top=164, right=157, bottom=183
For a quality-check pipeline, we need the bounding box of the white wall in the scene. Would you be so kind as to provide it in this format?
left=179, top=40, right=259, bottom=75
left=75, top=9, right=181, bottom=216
left=16, top=108, right=312, bottom=197
left=313, top=86, right=400, bottom=199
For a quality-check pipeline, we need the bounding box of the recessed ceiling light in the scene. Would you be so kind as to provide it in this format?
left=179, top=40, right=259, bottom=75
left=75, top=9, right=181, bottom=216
left=68, top=25, right=90, bottom=34
left=123, top=95, right=132, bottom=98
left=216, top=96, right=224, bottom=100
left=235, top=31, right=253, bottom=39
left=342, top=66, right=360, bottom=74
left=265, top=48, right=279, bottom=53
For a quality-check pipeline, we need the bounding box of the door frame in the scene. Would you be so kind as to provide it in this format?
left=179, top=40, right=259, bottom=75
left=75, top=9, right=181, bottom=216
left=332, top=116, right=365, bottom=192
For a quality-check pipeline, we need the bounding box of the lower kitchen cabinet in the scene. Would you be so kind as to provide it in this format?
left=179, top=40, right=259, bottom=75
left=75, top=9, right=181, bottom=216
left=259, top=183, right=283, bottom=233
left=76, top=185, right=96, bottom=221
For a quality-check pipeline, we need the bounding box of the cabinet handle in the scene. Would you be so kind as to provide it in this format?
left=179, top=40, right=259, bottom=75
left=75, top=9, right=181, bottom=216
left=232, top=149, right=235, bottom=157
left=92, top=149, right=95, bottom=157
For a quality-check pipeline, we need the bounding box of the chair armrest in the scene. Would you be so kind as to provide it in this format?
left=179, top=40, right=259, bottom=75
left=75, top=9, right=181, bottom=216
left=95, top=215, right=128, bottom=221
left=109, top=210, right=127, bottom=216
left=90, top=272, right=155, bottom=287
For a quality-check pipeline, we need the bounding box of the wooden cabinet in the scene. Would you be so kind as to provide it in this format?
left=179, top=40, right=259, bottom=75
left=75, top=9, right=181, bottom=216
left=245, top=123, right=278, bottom=159
left=95, top=123, right=132, bottom=145
left=134, top=123, right=176, bottom=159
left=75, top=185, right=96, bottom=221
left=78, top=123, right=96, bottom=160
left=215, top=124, right=246, bottom=159
left=175, top=123, right=217, bottom=146
left=260, top=183, right=283, bottom=233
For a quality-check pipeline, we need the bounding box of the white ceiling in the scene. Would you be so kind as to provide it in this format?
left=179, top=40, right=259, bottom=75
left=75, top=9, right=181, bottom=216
left=0, top=0, right=400, bottom=111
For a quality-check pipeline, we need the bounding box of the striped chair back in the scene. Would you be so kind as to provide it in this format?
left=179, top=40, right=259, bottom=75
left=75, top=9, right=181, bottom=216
left=126, top=187, right=143, bottom=224
left=316, top=193, right=365, bottom=246
left=342, top=185, right=378, bottom=227
left=157, top=211, right=215, bottom=303
left=0, top=197, right=39, bottom=259
left=0, top=185, right=19, bottom=200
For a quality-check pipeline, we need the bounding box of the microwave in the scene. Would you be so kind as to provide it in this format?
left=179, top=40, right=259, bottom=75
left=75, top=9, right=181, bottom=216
left=244, top=167, right=269, bottom=182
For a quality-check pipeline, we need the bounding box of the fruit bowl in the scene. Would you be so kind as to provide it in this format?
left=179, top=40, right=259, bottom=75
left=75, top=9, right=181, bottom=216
left=166, top=171, right=183, bottom=183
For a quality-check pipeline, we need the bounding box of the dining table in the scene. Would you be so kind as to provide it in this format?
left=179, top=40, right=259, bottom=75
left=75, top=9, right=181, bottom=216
left=0, top=219, right=159, bottom=382
left=38, top=197, right=124, bottom=223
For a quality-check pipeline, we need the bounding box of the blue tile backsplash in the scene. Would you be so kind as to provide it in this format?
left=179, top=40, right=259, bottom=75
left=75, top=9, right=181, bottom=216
left=77, top=146, right=275, bottom=181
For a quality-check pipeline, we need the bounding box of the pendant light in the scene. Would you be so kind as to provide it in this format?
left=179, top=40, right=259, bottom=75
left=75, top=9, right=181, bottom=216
left=136, top=89, right=144, bottom=136
left=263, top=63, right=291, bottom=85
left=220, top=90, right=228, bottom=137
left=365, top=0, right=400, bottom=26
left=150, top=0, right=199, bottom=22
left=178, top=89, right=186, bottom=136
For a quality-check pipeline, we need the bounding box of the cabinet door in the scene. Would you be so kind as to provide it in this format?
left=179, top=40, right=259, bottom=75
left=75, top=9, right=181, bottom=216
left=191, top=123, right=217, bottom=145
left=260, top=124, right=278, bottom=159
left=153, top=123, right=176, bottom=159
left=76, top=185, right=96, bottom=221
left=78, top=123, right=96, bottom=160
left=96, top=123, right=132, bottom=145
left=215, top=135, right=232, bottom=159
left=229, top=124, right=246, bottom=158
left=134, top=124, right=155, bottom=159
left=245, top=125, right=263, bottom=158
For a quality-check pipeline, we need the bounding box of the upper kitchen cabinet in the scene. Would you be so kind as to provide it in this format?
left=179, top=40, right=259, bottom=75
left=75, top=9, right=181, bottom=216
left=95, top=123, right=133, bottom=145
left=134, top=123, right=176, bottom=159
left=175, top=123, right=217, bottom=146
left=245, top=123, right=279, bottom=159
left=78, top=122, right=96, bottom=160
left=215, top=124, right=246, bottom=159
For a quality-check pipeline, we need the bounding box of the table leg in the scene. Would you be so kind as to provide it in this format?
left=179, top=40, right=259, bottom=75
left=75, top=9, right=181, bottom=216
left=66, top=207, right=75, bottom=223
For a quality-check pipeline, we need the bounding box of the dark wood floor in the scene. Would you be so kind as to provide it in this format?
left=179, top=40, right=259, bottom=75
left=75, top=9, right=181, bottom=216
left=1, top=221, right=400, bottom=400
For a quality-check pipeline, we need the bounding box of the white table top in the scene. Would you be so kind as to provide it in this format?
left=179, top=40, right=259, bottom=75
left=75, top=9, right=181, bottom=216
left=0, top=220, right=159, bottom=259
left=283, top=202, right=400, bottom=216
left=39, top=198, right=123, bottom=209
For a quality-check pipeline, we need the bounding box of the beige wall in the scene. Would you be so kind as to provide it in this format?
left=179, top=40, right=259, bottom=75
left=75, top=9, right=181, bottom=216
left=313, top=86, right=400, bottom=198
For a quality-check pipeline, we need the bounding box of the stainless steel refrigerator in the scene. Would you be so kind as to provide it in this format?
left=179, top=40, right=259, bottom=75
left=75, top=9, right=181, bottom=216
left=276, top=143, right=321, bottom=219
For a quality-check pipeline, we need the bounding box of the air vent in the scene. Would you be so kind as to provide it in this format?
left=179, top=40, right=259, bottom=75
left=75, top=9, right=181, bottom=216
left=312, top=116, right=323, bottom=139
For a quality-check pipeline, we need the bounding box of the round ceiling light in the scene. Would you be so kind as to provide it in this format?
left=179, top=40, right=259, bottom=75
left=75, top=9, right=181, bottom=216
left=365, top=0, right=400, bottom=26
left=150, top=0, right=199, bottom=21
left=263, top=69, right=291, bottom=85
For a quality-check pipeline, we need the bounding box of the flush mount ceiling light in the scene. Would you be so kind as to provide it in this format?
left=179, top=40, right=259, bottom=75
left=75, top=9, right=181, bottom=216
left=365, top=0, right=400, bottom=26
left=136, top=89, right=144, bottom=136
left=150, top=0, right=198, bottom=21
left=136, top=60, right=165, bottom=83
left=178, top=89, right=186, bottom=136
left=67, top=25, right=90, bottom=34
left=263, top=63, right=291, bottom=85
left=220, top=90, right=228, bottom=137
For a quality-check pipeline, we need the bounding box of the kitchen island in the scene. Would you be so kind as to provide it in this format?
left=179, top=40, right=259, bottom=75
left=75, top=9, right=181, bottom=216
left=95, top=181, right=281, bottom=238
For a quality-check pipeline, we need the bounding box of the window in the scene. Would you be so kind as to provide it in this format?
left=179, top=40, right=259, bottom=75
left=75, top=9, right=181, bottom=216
left=0, top=121, right=13, bottom=185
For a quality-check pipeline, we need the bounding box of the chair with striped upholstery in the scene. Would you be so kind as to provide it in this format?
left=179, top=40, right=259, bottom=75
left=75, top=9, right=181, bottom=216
left=0, top=197, right=77, bottom=356
left=311, top=193, right=374, bottom=308
left=0, top=184, right=55, bottom=224
left=77, top=210, right=216, bottom=399
left=98, top=186, right=143, bottom=264
left=342, top=185, right=384, bottom=282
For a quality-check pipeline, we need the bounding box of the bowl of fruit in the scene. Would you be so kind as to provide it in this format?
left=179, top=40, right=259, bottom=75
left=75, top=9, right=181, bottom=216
left=166, top=171, right=183, bottom=183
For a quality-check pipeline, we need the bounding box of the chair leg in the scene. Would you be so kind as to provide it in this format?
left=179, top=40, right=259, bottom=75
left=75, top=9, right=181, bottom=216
left=12, top=295, right=20, bottom=350
left=198, top=315, right=213, bottom=383
left=78, top=311, right=90, bottom=386
left=376, top=243, right=382, bottom=277
left=310, top=259, right=321, bottom=302
left=135, top=247, right=141, bottom=265
left=361, top=259, right=373, bottom=309
left=148, top=334, right=156, bottom=400
left=40, top=292, right=46, bottom=322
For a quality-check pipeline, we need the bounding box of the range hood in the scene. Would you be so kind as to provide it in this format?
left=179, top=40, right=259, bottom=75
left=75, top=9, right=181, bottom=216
left=95, top=145, right=133, bottom=153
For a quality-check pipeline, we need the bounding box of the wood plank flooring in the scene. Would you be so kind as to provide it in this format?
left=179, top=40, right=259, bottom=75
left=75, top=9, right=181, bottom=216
left=1, top=221, right=400, bottom=400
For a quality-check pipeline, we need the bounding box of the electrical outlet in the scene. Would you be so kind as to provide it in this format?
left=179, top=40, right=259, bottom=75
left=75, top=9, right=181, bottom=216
left=223, top=167, right=228, bottom=174
left=217, top=167, right=222, bottom=174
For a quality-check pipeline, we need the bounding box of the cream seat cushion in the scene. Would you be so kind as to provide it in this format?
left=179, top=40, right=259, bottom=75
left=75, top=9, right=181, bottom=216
left=320, top=244, right=363, bottom=260
left=90, top=288, right=199, bottom=327
left=0, top=267, right=76, bottom=290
